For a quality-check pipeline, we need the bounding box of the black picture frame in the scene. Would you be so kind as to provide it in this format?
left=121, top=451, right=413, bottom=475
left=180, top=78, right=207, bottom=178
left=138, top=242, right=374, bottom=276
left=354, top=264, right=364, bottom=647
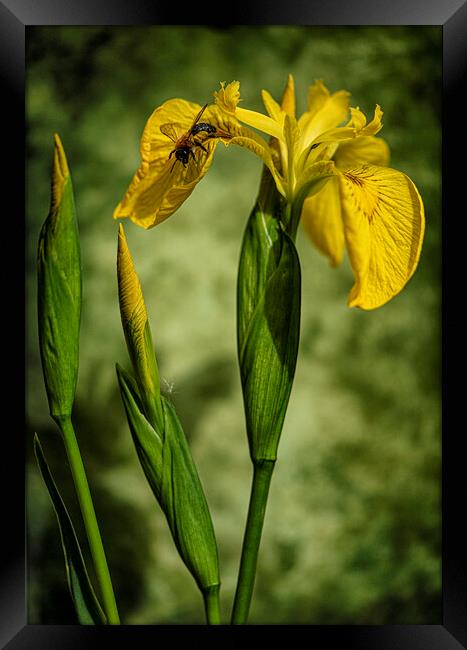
left=3, top=0, right=466, bottom=647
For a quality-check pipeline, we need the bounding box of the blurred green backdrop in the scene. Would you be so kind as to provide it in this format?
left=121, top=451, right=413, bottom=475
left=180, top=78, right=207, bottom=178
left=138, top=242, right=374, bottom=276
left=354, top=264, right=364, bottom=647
left=26, top=26, right=441, bottom=625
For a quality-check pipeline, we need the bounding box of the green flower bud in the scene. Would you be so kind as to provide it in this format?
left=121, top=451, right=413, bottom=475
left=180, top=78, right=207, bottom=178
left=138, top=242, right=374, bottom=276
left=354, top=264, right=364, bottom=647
left=237, top=168, right=301, bottom=461
left=37, top=134, right=81, bottom=419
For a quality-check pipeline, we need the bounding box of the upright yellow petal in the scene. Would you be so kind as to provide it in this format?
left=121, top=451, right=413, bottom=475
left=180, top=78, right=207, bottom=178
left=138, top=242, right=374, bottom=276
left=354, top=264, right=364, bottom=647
left=298, top=81, right=350, bottom=150
left=360, top=105, right=384, bottom=136
left=261, top=89, right=284, bottom=124
left=306, top=80, right=332, bottom=119
left=214, top=80, right=241, bottom=114
left=280, top=74, right=296, bottom=118
left=339, top=165, right=425, bottom=309
left=348, top=107, right=367, bottom=131
left=301, top=177, right=345, bottom=267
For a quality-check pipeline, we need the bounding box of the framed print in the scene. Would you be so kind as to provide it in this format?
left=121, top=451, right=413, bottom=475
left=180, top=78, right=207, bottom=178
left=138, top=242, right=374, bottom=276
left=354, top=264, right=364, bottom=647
left=1, top=0, right=466, bottom=647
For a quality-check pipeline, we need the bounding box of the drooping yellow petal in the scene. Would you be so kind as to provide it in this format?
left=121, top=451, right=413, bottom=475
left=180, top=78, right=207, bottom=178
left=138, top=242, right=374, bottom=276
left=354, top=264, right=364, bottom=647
left=339, top=165, right=425, bottom=309
left=113, top=99, right=224, bottom=229
left=301, top=177, right=345, bottom=267
left=335, top=136, right=390, bottom=169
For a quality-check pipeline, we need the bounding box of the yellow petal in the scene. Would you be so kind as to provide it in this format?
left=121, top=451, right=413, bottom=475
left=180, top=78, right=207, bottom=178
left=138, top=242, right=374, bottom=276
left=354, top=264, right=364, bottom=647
left=309, top=104, right=384, bottom=150
left=306, top=80, right=334, bottom=119
left=335, top=136, right=390, bottom=169
left=339, top=165, right=425, bottom=309
left=293, top=160, right=337, bottom=202
left=235, top=106, right=284, bottom=141
left=301, top=177, right=345, bottom=266
left=113, top=99, right=222, bottom=228
left=298, top=81, right=350, bottom=150
left=280, top=74, right=296, bottom=118
left=51, top=133, right=70, bottom=210
left=261, top=89, right=284, bottom=123
left=283, top=113, right=300, bottom=197
left=360, top=104, right=384, bottom=136
left=213, top=80, right=241, bottom=114
left=117, top=223, right=147, bottom=332
left=261, top=83, right=293, bottom=176
left=215, top=80, right=284, bottom=141
left=348, top=105, right=384, bottom=136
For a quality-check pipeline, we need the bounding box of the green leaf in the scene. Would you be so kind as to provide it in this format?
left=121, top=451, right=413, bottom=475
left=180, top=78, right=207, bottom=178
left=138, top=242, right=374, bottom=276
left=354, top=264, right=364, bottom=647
left=238, top=182, right=301, bottom=461
left=33, top=434, right=107, bottom=625
left=116, top=364, right=220, bottom=593
left=116, top=363, right=163, bottom=495
left=37, top=134, right=81, bottom=419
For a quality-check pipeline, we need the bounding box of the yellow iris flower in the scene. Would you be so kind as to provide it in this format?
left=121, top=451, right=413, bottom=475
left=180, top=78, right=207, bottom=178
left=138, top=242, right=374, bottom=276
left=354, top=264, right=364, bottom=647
left=114, top=75, right=424, bottom=310
left=213, top=77, right=425, bottom=310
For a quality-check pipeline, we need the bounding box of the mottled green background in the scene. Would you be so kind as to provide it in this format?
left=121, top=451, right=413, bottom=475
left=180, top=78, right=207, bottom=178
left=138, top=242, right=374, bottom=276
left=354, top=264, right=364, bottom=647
left=26, top=26, right=441, bottom=625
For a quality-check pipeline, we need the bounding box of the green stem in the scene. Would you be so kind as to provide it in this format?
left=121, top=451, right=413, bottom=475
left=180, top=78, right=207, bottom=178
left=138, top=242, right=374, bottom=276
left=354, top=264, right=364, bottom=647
left=203, top=585, right=221, bottom=624
left=231, top=459, right=275, bottom=624
left=287, top=195, right=304, bottom=243
left=57, top=416, right=120, bottom=624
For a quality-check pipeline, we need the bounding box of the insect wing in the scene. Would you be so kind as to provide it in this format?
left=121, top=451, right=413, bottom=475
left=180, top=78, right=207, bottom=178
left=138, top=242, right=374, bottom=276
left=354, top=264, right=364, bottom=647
left=190, top=104, right=208, bottom=130
left=160, top=122, right=183, bottom=143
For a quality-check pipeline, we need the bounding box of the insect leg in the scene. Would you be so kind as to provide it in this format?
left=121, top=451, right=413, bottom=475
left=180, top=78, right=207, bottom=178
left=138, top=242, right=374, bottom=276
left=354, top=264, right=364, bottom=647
left=193, top=139, right=208, bottom=154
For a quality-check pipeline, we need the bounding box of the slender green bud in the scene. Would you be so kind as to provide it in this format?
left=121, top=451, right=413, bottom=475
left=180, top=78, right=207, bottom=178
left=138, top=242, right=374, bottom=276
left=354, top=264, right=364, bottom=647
left=116, top=364, right=220, bottom=593
left=237, top=168, right=301, bottom=461
left=37, top=134, right=81, bottom=419
left=117, top=224, right=163, bottom=430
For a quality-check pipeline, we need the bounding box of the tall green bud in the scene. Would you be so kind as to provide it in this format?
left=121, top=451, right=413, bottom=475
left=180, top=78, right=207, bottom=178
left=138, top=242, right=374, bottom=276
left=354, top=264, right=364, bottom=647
left=116, top=227, right=220, bottom=595
left=237, top=167, right=301, bottom=461
left=37, top=134, right=81, bottom=419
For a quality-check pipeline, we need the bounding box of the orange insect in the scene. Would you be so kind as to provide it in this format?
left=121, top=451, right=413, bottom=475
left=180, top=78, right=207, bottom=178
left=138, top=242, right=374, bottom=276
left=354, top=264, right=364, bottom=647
left=160, top=104, right=230, bottom=172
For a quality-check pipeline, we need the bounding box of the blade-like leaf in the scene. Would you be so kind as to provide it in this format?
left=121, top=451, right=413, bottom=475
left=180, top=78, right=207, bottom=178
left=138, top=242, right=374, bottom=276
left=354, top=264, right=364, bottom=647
left=238, top=178, right=301, bottom=461
left=34, top=435, right=107, bottom=625
left=160, top=396, right=220, bottom=592
left=116, top=363, right=163, bottom=497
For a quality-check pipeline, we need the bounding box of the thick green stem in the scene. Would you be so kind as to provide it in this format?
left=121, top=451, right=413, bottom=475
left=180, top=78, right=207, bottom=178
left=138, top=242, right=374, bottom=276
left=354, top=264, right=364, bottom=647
left=231, top=459, right=275, bottom=624
left=203, top=585, right=221, bottom=624
left=57, top=416, right=120, bottom=624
